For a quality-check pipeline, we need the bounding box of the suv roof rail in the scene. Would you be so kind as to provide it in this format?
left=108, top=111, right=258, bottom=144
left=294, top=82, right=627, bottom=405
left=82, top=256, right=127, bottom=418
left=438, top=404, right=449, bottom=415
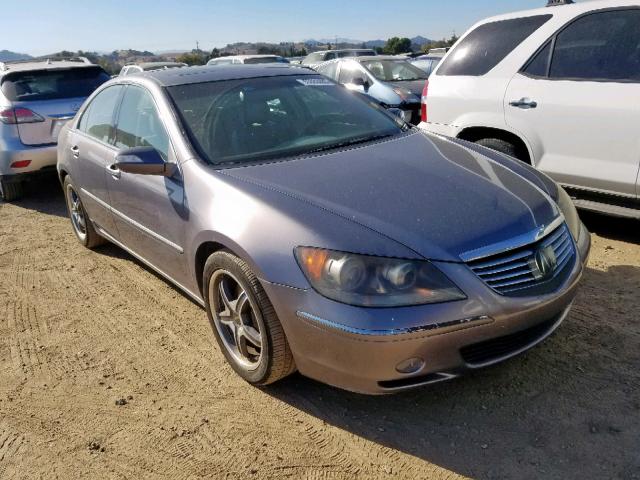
left=546, top=0, right=574, bottom=6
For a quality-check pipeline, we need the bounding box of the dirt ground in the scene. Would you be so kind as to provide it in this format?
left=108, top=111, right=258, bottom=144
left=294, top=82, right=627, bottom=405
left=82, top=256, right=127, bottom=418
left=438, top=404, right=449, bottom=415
left=0, top=176, right=638, bottom=480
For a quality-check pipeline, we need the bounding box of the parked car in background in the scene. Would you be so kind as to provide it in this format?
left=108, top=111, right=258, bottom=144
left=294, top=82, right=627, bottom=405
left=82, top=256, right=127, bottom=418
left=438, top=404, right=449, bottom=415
left=316, top=56, right=428, bottom=124
left=57, top=64, right=589, bottom=394
left=0, top=57, right=109, bottom=200
left=301, top=49, right=377, bottom=68
left=410, top=54, right=443, bottom=76
left=207, top=55, right=289, bottom=66
left=421, top=0, right=640, bottom=218
left=119, top=62, right=187, bottom=76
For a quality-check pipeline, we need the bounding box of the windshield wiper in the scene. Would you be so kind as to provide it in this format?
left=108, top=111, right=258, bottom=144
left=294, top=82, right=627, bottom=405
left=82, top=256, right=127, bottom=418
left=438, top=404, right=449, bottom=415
left=306, top=134, right=395, bottom=154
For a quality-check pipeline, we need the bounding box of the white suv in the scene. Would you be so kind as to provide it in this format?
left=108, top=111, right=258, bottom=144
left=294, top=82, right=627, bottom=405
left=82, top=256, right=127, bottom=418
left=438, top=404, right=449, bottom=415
left=421, top=0, right=640, bottom=218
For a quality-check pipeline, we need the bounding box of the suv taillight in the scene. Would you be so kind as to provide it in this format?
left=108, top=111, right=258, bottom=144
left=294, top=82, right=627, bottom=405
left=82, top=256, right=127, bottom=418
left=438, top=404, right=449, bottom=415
left=0, top=107, right=45, bottom=125
left=420, top=80, right=429, bottom=123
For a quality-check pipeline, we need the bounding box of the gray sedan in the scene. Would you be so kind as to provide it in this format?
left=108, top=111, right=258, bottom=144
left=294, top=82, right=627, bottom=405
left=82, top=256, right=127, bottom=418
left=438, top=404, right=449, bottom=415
left=57, top=65, right=590, bottom=394
left=315, top=56, right=428, bottom=124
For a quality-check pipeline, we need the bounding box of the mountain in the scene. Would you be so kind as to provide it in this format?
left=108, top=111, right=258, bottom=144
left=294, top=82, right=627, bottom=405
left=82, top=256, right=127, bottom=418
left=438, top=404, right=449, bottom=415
left=0, top=50, right=33, bottom=62
left=364, top=39, right=386, bottom=48
left=410, top=36, right=433, bottom=46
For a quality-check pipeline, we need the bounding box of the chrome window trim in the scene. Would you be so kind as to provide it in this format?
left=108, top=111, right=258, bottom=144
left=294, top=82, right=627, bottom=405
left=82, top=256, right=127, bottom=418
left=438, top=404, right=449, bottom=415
left=459, top=214, right=565, bottom=262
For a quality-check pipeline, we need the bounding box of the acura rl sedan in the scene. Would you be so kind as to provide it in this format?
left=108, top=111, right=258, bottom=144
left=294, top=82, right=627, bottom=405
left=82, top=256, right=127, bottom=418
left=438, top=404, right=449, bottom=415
left=57, top=65, right=590, bottom=394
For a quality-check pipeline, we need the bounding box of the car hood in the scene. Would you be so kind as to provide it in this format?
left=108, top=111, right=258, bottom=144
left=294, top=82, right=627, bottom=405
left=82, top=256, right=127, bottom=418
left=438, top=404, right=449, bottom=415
left=221, top=132, right=560, bottom=262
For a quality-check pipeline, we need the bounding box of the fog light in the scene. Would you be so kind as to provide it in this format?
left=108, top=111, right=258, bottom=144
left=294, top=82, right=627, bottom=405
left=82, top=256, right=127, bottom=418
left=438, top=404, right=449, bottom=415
left=395, top=357, right=424, bottom=374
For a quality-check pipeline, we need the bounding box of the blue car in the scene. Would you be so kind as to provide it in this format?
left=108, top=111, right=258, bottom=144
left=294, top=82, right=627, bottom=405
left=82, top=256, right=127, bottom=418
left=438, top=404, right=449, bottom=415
left=57, top=65, right=590, bottom=394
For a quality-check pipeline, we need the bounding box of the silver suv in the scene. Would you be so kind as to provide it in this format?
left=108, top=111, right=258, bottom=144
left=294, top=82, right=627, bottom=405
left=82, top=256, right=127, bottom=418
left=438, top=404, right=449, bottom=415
left=0, top=57, right=109, bottom=200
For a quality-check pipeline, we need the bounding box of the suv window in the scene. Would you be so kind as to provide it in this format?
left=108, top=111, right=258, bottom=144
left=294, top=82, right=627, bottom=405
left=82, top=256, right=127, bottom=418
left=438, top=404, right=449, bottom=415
left=549, top=9, right=640, bottom=81
left=79, top=85, right=123, bottom=143
left=438, top=14, right=552, bottom=76
left=0, top=66, right=110, bottom=102
left=114, top=86, right=170, bottom=160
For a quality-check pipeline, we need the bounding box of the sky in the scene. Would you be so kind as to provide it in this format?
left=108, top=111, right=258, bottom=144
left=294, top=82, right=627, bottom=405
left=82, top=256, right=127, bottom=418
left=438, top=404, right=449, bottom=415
left=5, top=0, right=565, bottom=55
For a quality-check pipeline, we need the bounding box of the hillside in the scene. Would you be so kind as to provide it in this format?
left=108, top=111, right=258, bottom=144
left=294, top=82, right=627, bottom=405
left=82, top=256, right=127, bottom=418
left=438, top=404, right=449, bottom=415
left=0, top=50, right=32, bottom=62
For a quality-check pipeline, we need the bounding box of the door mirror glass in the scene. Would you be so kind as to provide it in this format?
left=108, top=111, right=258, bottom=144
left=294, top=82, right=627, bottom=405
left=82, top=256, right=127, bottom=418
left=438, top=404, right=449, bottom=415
left=115, top=146, right=176, bottom=176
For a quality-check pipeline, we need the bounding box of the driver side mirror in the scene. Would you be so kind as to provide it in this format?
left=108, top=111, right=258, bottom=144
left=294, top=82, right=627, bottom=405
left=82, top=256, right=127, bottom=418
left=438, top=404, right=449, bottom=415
left=115, top=146, right=177, bottom=177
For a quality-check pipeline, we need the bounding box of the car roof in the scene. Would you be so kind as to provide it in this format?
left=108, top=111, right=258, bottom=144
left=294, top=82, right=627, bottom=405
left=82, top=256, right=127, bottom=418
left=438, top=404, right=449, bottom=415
left=135, top=62, right=186, bottom=70
left=477, top=0, right=639, bottom=24
left=130, top=64, right=316, bottom=87
left=0, top=57, right=97, bottom=75
left=314, top=49, right=375, bottom=54
left=212, top=55, right=283, bottom=60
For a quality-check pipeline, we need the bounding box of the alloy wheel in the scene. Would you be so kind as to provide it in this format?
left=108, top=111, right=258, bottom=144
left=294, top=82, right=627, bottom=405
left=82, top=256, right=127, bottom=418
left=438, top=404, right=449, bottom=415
left=209, top=270, right=265, bottom=370
left=67, top=186, right=87, bottom=239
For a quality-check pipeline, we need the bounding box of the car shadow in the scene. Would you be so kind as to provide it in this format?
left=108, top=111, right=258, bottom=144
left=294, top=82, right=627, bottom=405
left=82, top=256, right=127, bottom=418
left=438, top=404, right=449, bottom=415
left=264, top=261, right=640, bottom=479
left=1, top=173, right=67, bottom=218
left=580, top=210, right=639, bottom=244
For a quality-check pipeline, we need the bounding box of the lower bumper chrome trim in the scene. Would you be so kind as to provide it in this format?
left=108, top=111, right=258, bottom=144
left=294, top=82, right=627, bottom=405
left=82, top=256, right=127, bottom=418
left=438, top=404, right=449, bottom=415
left=296, top=311, right=492, bottom=337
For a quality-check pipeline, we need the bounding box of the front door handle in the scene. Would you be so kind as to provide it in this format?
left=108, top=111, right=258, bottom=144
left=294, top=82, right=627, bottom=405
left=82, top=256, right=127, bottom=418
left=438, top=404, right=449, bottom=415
left=70, top=145, right=80, bottom=158
left=509, top=98, right=538, bottom=109
left=107, top=164, right=121, bottom=179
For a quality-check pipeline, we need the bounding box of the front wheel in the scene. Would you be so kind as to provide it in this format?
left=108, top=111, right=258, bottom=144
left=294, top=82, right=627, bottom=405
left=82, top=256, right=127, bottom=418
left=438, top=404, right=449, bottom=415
left=203, top=251, right=296, bottom=385
left=63, top=176, right=105, bottom=249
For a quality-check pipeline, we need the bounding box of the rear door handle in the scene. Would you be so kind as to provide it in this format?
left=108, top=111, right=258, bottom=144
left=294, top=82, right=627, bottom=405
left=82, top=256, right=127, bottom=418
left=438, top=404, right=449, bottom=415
left=70, top=145, right=80, bottom=158
left=509, top=98, right=537, bottom=109
left=107, top=164, right=121, bottom=179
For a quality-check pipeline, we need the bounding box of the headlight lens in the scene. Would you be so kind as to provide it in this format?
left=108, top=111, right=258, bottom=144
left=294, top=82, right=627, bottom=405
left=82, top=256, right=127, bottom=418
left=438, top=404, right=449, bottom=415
left=556, top=186, right=580, bottom=240
left=295, top=247, right=466, bottom=307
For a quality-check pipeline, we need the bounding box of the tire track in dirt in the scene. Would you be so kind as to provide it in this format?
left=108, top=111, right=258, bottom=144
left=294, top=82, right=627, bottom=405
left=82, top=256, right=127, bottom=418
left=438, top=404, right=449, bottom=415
left=0, top=424, right=26, bottom=479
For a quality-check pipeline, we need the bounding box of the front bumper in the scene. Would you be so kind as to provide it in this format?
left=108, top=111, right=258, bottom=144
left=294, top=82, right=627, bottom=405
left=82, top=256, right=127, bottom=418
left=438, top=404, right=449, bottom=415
left=263, top=222, right=591, bottom=394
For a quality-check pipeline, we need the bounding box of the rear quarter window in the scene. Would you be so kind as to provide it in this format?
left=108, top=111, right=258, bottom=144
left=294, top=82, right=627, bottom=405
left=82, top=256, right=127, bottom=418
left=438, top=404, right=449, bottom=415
left=437, top=14, right=552, bottom=76
left=0, top=66, right=110, bottom=102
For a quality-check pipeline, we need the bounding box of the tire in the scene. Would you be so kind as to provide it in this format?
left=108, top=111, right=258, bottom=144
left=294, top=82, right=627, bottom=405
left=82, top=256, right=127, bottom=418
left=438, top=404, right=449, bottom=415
left=0, top=180, right=24, bottom=202
left=63, top=176, right=105, bottom=249
left=203, top=251, right=296, bottom=386
left=475, top=138, right=518, bottom=159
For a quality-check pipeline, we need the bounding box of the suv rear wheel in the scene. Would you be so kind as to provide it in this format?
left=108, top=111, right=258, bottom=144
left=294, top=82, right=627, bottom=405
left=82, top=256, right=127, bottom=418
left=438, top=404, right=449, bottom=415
left=0, top=180, right=24, bottom=202
left=475, top=138, right=518, bottom=159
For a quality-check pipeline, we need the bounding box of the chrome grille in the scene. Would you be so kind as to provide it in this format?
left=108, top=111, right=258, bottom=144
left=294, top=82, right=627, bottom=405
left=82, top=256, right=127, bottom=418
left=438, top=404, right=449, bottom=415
left=467, top=223, right=575, bottom=295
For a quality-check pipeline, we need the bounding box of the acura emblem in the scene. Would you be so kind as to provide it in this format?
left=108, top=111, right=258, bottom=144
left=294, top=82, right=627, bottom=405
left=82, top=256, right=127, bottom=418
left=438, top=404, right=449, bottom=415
left=530, top=245, right=557, bottom=280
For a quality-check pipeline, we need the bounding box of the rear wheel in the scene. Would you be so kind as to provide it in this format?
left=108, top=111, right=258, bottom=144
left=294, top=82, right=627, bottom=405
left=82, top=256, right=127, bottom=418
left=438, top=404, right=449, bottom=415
left=475, top=138, right=518, bottom=159
left=63, top=176, right=105, bottom=249
left=203, top=251, right=296, bottom=386
left=0, top=180, right=24, bottom=202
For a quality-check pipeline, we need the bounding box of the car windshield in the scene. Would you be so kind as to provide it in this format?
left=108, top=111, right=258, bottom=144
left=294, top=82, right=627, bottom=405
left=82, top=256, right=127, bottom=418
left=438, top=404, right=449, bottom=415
left=168, top=75, right=406, bottom=167
left=0, top=66, right=110, bottom=102
left=360, top=60, right=428, bottom=81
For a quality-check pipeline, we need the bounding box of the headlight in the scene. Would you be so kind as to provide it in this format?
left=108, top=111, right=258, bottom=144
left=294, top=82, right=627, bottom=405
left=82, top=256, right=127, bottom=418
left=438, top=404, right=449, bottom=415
left=556, top=186, right=580, bottom=240
left=295, top=247, right=466, bottom=307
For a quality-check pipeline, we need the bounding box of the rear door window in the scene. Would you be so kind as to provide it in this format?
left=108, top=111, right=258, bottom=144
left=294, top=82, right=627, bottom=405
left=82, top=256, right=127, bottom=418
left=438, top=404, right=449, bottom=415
left=79, top=85, right=124, bottom=144
left=1, top=66, right=110, bottom=102
left=549, top=9, right=640, bottom=81
left=437, top=14, right=552, bottom=76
